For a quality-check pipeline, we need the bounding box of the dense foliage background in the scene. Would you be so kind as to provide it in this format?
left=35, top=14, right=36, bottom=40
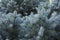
left=0, top=0, right=60, bottom=40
